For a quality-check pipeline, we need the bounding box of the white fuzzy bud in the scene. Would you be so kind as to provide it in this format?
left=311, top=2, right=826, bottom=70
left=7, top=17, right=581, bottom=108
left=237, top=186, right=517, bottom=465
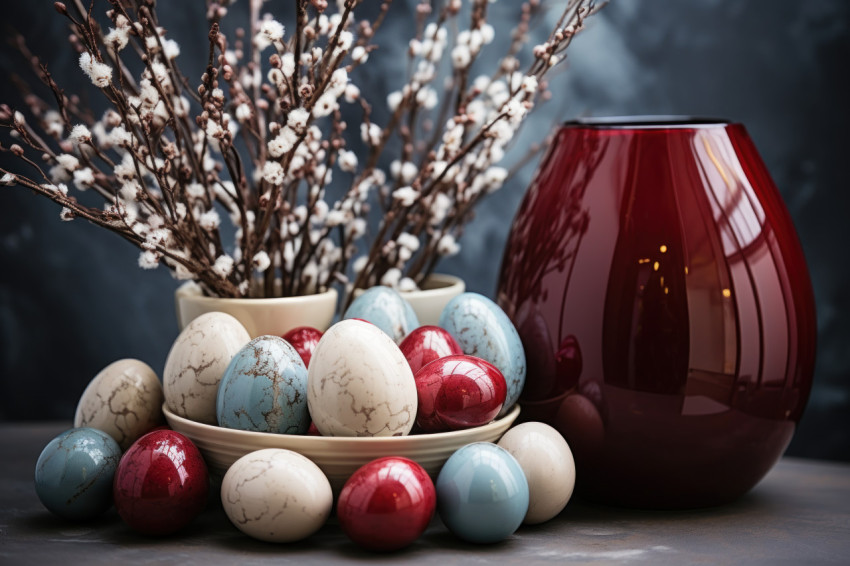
left=199, top=209, right=221, bottom=230
left=387, top=91, right=403, bottom=112
left=69, top=124, right=92, bottom=145
left=262, top=160, right=285, bottom=185
left=252, top=251, right=271, bottom=272
left=138, top=250, right=159, bottom=269
left=392, top=186, right=419, bottom=207
left=380, top=268, right=402, bottom=288
left=213, top=254, right=234, bottom=277
left=78, top=52, right=112, bottom=88
left=338, top=150, right=358, bottom=173
left=451, top=45, right=471, bottom=69
left=281, top=53, right=296, bottom=78
left=437, top=233, right=460, bottom=256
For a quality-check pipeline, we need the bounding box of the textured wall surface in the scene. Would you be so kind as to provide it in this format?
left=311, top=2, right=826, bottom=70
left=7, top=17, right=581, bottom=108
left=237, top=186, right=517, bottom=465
left=1, top=1, right=847, bottom=460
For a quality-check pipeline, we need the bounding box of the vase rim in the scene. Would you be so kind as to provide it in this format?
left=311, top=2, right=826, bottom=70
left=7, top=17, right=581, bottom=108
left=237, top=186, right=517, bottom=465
left=175, top=281, right=338, bottom=305
left=564, top=115, right=733, bottom=129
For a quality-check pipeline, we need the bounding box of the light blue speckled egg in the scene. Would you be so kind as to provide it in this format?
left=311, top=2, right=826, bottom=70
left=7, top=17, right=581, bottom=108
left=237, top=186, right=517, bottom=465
left=436, top=442, right=529, bottom=544
left=439, top=292, right=526, bottom=416
left=344, top=286, right=419, bottom=343
left=34, top=427, right=122, bottom=520
left=216, top=336, right=310, bottom=434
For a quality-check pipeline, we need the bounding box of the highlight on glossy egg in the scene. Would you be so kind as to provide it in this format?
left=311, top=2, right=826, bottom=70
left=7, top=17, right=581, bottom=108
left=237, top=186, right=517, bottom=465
left=74, top=359, right=165, bottom=450
left=337, top=457, right=436, bottom=551
left=281, top=326, right=323, bottom=368
left=439, top=292, right=526, bottom=417
left=221, top=448, right=332, bottom=543
left=344, top=286, right=420, bottom=343
left=34, top=428, right=122, bottom=521
left=307, top=319, right=417, bottom=437
left=399, top=325, right=463, bottom=375
left=216, top=336, right=310, bottom=434
left=498, top=422, right=576, bottom=524
left=113, top=429, right=209, bottom=535
left=436, top=442, right=529, bottom=544
left=414, top=355, right=507, bottom=433
left=163, top=312, right=251, bottom=425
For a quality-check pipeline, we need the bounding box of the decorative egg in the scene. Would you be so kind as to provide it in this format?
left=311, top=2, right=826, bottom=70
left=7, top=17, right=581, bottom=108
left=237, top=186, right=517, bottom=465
left=221, top=449, right=332, bottom=543
left=436, top=442, right=529, bottom=544
left=414, top=355, right=507, bottom=432
left=74, top=359, right=165, bottom=450
left=113, top=430, right=209, bottom=535
left=34, top=428, right=122, bottom=521
left=163, top=312, right=251, bottom=424
left=216, top=336, right=310, bottom=434
left=307, top=319, right=417, bottom=437
left=439, top=293, right=526, bottom=416
left=497, top=422, right=576, bottom=524
left=281, top=326, right=323, bottom=367
left=399, top=325, right=463, bottom=375
left=337, top=457, right=436, bottom=551
left=344, top=286, right=419, bottom=343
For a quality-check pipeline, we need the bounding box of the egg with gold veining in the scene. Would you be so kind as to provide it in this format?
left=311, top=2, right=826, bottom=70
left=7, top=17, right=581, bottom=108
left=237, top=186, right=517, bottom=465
left=307, top=319, right=417, bottom=437
left=163, top=312, right=251, bottom=425
left=74, top=359, right=164, bottom=450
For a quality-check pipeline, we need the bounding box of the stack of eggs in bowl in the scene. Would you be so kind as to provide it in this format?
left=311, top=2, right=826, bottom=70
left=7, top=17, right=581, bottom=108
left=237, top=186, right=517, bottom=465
left=34, top=289, right=577, bottom=550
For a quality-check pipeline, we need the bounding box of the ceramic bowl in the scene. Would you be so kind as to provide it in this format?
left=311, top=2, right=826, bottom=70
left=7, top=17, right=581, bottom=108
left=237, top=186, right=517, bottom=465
left=163, top=403, right=519, bottom=493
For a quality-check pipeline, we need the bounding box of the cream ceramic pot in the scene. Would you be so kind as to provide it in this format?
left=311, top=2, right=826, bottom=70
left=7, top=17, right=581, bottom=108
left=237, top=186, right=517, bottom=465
left=175, top=282, right=338, bottom=337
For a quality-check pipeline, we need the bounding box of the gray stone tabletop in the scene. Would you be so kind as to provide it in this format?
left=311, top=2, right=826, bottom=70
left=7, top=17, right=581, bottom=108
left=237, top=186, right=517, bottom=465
left=2, top=422, right=849, bottom=565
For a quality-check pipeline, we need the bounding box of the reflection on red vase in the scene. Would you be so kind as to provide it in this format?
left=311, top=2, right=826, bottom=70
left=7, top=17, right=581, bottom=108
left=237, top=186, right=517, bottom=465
left=498, top=117, right=817, bottom=508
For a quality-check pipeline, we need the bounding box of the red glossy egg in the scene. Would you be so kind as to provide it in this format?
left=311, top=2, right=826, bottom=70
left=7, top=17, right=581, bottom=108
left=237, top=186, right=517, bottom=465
left=306, top=421, right=322, bottom=436
left=399, top=325, right=463, bottom=374
left=282, top=326, right=323, bottom=368
left=414, top=355, right=507, bottom=432
left=337, top=457, right=436, bottom=551
left=113, top=430, right=209, bottom=535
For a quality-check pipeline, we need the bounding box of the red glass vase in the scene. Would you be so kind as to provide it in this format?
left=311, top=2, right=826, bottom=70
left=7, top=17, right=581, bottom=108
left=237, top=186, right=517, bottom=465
left=497, top=117, right=816, bottom=508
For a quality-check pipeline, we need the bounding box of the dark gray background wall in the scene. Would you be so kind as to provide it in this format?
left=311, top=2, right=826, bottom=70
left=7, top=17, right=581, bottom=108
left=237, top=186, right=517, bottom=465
left=1, top=1, right=847, bottom=461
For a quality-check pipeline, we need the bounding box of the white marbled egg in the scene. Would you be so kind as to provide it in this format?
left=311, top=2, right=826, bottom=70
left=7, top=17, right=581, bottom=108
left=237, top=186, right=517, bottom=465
left=307, top=319, right=417, bottom=437
left=163, top=312, right=251, bottom=424
left=221, top=448, right=332, bottom=543
left=74, top=359, right=164, bottom=450
left=497, top=421, right=576, bottom=524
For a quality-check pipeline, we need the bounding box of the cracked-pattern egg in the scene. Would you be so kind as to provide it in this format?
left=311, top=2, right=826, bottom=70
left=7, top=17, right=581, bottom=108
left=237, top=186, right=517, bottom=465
left=74, top=359, right=164, bottom=450
left=439, top=293, right=526, bottom=416
left=498, top=422, right=576, bottom=524
left=163, top=312, right=251, bottom=424
left=34, top=428, right=122, bottom=521
left=307, top=319, right=417, bottom=437
left=344, top=286, right=419, bottom=343
left=221, top=448, right=332, bottom=543
left=216, top=336, right=310, bottom=434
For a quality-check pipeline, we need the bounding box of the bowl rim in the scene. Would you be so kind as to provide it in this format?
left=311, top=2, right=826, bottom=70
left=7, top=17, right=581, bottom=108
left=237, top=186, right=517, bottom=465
left=163, top=403, right=520, bottom=448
